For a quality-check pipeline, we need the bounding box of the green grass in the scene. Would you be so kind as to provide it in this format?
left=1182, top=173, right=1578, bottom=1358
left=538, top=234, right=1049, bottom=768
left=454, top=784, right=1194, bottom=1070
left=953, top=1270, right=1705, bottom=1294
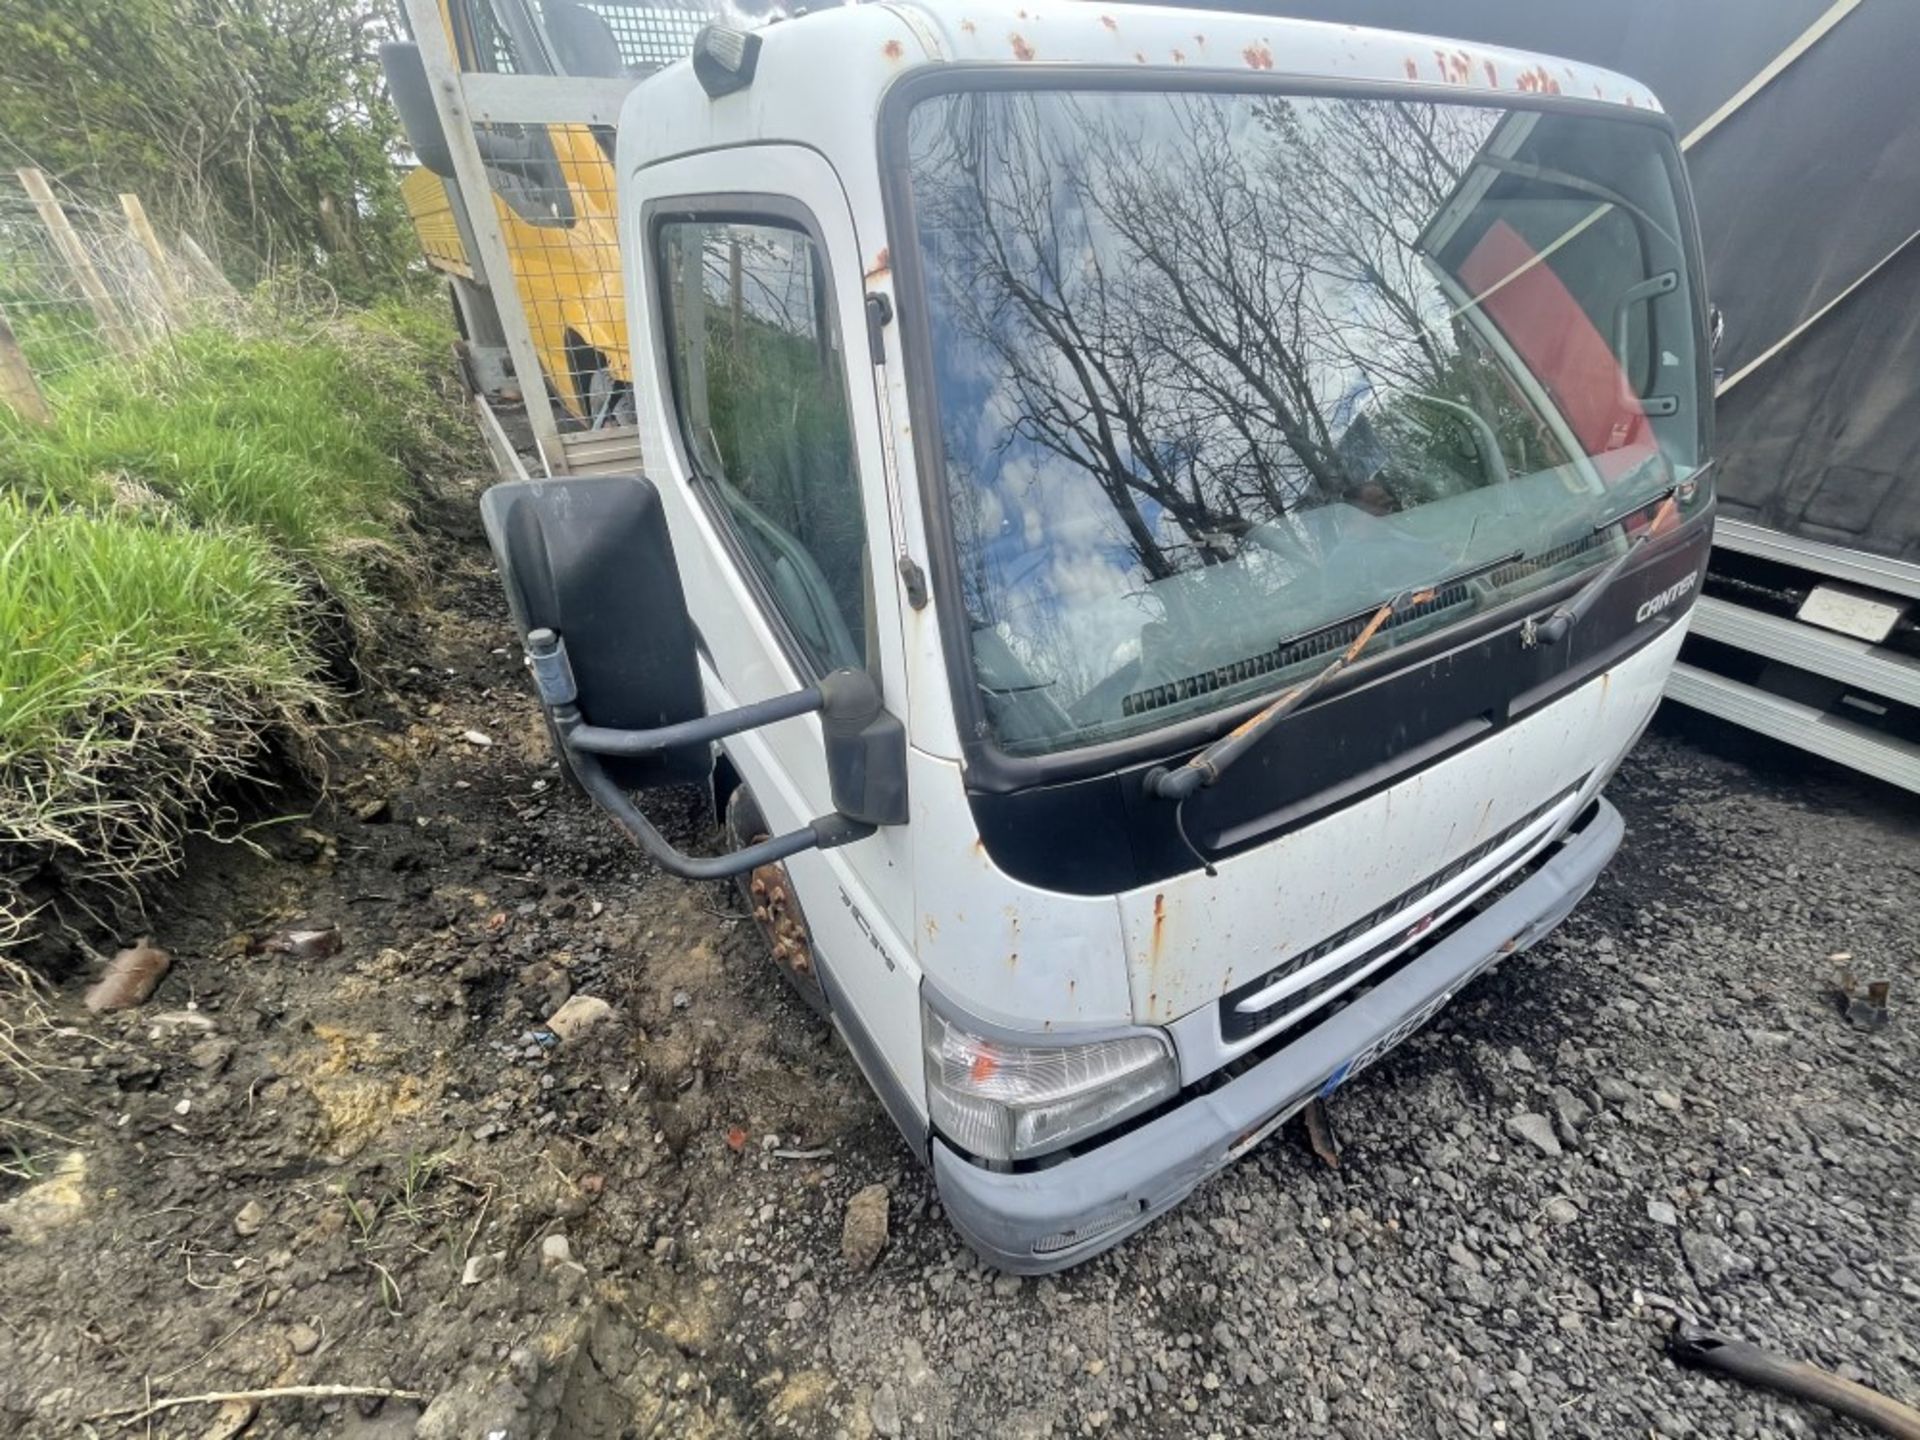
left=0, top=303, right=469, bottom=610
left=0, top=298, right=475, bottom=940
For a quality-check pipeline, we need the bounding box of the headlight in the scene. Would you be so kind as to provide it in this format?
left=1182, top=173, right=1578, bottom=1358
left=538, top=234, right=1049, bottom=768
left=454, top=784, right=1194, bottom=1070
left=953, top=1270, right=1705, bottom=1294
left=921, top=1000, right=1178, bottom=1162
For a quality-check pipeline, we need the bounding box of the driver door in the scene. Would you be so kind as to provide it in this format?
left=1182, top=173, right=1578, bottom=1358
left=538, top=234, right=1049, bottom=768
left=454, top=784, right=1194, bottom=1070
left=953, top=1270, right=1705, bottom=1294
left=627, top=145, right=925, bottom=1119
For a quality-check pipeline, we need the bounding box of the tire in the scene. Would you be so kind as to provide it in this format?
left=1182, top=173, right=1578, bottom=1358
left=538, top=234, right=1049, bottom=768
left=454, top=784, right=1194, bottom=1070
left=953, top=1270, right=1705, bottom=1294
left=725, top=785, right=829, bottom=1017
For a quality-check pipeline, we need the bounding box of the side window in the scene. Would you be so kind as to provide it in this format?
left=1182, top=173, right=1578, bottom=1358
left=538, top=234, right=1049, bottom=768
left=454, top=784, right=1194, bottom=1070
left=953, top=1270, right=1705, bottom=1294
left=659, top=218, right=870, bottom=674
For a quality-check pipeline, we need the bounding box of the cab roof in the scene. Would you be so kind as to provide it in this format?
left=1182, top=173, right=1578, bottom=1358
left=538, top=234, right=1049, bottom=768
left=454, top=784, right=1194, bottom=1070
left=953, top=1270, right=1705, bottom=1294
left=883, top=0, right=1657, bottom=109
left=617, top=0, right=1663, bottom=195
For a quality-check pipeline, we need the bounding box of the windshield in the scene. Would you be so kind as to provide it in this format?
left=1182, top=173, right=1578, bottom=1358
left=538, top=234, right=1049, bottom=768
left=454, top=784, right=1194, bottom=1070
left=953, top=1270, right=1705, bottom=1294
left=903, top=88, right=1708, bottom=756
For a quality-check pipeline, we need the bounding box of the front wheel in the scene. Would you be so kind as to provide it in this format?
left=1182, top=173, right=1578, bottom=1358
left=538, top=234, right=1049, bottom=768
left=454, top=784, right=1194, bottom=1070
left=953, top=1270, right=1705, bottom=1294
left=725, top=784, right=829, bottom=1017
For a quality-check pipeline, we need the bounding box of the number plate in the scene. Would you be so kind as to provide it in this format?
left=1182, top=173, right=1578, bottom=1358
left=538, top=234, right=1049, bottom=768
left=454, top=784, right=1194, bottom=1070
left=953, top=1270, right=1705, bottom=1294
left=1222, top=987, right=1461, bottom=1161
left=1317, top=987, right=1456, bottom=1099
left=1797, top=583, right=1905, bottom=644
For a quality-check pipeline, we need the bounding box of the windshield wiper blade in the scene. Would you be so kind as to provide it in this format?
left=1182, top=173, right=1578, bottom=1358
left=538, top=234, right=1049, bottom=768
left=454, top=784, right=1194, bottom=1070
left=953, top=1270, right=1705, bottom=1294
left=1146, top=550, right=1523, bottom=812
left=1525, top=483, right=1685, bottom=648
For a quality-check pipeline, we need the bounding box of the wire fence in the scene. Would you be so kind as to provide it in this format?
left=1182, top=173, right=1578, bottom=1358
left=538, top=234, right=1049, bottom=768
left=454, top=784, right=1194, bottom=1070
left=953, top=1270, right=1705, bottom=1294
left=0, top=166, right=236, bottom=421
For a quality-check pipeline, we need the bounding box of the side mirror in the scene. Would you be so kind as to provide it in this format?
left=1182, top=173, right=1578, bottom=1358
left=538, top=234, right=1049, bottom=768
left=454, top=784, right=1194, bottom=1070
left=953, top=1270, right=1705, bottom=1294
left=482, top=474, right=709, bottom=793
left=380, top=42, right=456, bottom=180
left=480, top=474, right=902, bottom=880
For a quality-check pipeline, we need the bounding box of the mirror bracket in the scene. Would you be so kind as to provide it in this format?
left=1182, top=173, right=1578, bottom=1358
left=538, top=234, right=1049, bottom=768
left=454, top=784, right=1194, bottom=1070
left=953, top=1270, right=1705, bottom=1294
left=525, top=629, right=902, bottom=877
left=571, top=744, right=874, bottom=881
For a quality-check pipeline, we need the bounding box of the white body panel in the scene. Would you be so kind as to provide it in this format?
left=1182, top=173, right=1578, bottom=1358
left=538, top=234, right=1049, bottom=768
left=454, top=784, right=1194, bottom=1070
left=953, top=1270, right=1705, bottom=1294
left=1160, top=624, right=1684, bottom=1077
left=1134, top=623, right=1682, bottom=1028
left=623, top=143, right=927, bottom=1106
left=907, top=747, right=1136, bottom=1029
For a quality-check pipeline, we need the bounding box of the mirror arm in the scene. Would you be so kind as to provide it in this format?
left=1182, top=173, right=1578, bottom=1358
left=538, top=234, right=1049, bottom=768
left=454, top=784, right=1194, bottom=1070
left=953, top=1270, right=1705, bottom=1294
left=570, top=747, right=873, bottom=881
left=524, top=628, right=880, bottom=879
left=528, top=627, right=825, bottom=756
left=568, top=686, right=823, bottom=756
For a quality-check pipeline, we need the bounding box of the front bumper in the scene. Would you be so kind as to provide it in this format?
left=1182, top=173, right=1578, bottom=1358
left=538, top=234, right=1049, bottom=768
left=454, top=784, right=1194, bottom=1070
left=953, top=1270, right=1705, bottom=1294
left=933, top=796, right=1625, bottom=1273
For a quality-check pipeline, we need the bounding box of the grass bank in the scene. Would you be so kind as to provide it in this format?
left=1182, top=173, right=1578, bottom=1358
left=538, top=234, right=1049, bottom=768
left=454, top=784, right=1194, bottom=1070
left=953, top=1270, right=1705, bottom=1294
left=0, top=301, right=475, bottom=942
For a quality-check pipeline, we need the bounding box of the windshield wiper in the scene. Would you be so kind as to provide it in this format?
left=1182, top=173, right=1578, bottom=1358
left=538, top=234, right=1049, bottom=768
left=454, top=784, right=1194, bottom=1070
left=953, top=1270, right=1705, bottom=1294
left=1145, top=549, right=1522, bottom=815
left=1523, top=482, right=1685, bottom=648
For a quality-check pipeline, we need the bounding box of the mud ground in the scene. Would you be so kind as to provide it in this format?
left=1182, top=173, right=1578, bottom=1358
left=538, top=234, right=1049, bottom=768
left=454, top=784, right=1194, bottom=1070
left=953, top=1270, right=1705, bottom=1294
left=2, top=471, right=1916, bottom=1438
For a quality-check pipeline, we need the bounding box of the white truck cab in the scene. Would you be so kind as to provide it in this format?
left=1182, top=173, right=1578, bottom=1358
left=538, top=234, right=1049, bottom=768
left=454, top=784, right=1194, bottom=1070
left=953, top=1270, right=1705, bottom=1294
left=482, top=0, right=1715, bottom=1271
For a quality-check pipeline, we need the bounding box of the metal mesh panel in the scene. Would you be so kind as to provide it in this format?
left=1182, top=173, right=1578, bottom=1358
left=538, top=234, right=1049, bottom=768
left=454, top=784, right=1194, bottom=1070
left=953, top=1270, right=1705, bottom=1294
left=467, top=123, right=634, bottom=433
left=531, top=0, right=711, bottom=73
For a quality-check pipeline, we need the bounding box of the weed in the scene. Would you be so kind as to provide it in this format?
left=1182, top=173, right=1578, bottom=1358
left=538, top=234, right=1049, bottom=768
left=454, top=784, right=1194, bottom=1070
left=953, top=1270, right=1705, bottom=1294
left=341, top=1188, right=381, bottom=1246
left=1, top=1142, right=49, bottom=1183
left=368, top=1258, right=404, bottom=1315
left=393, top=1147, right=450, bottom=1226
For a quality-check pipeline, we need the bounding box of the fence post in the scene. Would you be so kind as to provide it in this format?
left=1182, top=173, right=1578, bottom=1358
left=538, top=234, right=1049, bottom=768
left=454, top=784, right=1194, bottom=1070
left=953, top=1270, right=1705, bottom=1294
left=0, top=300, right=53, bottom=425
left=177, top=234, right=237, bottom=296
left=16, top=167, right=136, bottom=355
left=119, top=192, right=184, bottom=313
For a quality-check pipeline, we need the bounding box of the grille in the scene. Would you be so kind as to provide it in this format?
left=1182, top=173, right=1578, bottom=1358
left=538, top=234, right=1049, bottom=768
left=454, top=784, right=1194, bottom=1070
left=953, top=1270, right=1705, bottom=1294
left=1217, top=782, right=1583, bottom=1043
left=1483, top=529, right=1610, bottom=590
left=1121, top=582, right=1472, bottom=718
left=1121, top=527, right=1621, bottom=721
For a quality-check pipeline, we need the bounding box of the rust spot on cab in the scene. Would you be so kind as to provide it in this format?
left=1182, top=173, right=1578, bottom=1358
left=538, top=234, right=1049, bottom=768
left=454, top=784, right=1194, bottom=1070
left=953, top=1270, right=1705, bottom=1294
left=971, top=835, right=985, bottom=856
left=882, top=38, right=904, bottom=61
left=1516, top=65, right=1563, bottom=95
left=1192, top=32, right=1206, bottom=46
left=1151, top=892, right=1168, bottom=956
left=864, top=247, right=890, bottom=282
left=1010, top=32, right=1036, bottom=61
left=1402, top=57, right=1418, bottom=80
left=1099, top=13, right=1117, bottom=30
left=1133, top=50, right=1147, bottom=63
left=1008, top=952, right=1019, bottom=969
left=1483, top=59, right=1498, bottom=87
left=1171, top=46, right=1186, bottom=63
left=959, top=17, right=976, bottom=33
left=1242, top=42, right=1273, bottom=70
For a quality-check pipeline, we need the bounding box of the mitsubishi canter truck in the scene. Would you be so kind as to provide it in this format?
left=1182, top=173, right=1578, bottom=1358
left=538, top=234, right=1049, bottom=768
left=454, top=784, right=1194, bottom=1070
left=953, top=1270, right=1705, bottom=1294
left=480, top=0, right=1715, bottom=1271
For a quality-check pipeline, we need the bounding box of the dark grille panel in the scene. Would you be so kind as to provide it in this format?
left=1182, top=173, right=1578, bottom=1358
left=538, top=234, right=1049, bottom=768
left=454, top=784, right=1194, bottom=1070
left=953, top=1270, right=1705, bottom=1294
left=1217, top=781, right=1583, bottom=1043
left=1122, top=528, right=1620, bottom=721
left=1484, top=530, right=1610, bottom=590
left=1121, top=582, right=1473, bottom=718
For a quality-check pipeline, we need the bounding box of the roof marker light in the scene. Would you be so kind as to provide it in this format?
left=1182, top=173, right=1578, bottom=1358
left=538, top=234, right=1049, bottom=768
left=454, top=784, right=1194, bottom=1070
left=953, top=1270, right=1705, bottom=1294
left=692, top=23, right=762, bottom=98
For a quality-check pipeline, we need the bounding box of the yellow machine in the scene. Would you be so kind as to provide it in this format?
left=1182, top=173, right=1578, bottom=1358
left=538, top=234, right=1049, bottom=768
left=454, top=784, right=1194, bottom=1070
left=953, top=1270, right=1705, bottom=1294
left=391, top=0, right=708, bottom=427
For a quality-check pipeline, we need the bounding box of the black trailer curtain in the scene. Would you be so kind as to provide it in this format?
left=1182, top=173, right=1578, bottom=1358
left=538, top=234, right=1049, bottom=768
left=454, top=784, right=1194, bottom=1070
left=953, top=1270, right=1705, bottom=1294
left=1187, top=0, right=1920, bottom=558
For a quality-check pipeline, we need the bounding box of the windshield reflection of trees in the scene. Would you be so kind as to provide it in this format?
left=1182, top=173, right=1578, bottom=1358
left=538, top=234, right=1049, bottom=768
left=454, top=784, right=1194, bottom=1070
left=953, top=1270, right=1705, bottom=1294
left=913, top=91, right=1586, bottom=718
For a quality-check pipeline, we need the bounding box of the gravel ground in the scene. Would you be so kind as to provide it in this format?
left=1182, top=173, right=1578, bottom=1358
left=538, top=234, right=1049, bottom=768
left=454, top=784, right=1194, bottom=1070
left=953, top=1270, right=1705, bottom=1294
left=3, top=491, right=1916, bottom=1438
